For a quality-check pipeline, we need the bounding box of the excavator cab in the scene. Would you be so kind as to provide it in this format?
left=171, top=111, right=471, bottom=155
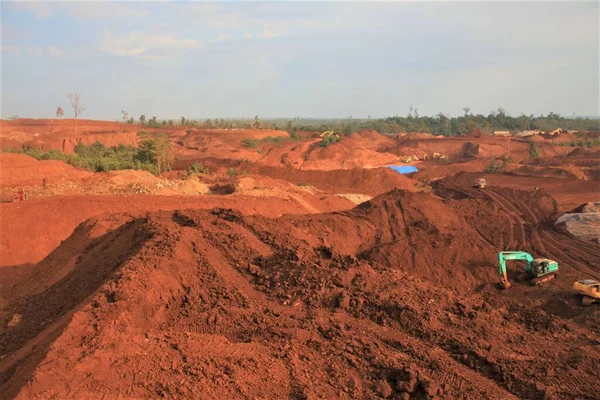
left=498, top=251, right=559, bottom=289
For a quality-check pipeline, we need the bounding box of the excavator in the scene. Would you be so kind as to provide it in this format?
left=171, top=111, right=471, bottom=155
left=498, top=251, right=559, bottom=289
left=573, top=280, right=600, bottom=306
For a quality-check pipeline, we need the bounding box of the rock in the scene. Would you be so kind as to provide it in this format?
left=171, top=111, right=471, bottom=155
left=375, top=379, right=393, bottom=398
left=338, top=292, right=351, bottom=309
left=8, top=314, right=22, bottom=327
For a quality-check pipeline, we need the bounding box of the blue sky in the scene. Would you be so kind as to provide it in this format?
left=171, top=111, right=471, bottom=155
left=1, top=1, right=598, bottom=119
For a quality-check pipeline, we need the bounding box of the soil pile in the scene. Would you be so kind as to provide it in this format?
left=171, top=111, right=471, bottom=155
left=0, top=154, right=92, bottom=188
left=2, top=188, right=599, bottom=398
left=252, top=166, right=419, bottom=196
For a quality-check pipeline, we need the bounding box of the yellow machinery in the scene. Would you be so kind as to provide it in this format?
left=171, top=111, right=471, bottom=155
left=474, top=179, right=486, bottom=189
left=432, top=152, right=446, bottom=160
left=319, top=130, right=337, bottom=138
left=573, top=280, right=600, bottom=306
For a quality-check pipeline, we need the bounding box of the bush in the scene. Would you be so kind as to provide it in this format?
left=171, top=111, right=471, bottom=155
left=1, top=140, right=168, bottom=175
left=529, top=143, right=540, bottom=158
left=290, top=131, right=301, bottom=140
left=243, top=139, right=259, bottom=148
left=188, top=162, right=209, bottom=175
left=319, top=135, right=341, bottom=147
left=226, top=167, right=239, bottom=176
left=486, top=159, right=498, bottom=172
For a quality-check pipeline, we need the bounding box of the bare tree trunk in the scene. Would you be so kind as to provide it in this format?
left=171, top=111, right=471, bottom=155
left=75, top=117, right=78, bottom=140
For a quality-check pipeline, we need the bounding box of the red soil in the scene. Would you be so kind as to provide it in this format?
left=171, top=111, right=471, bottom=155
left=0, top=194, right=354, bottom=268
left=249, top=166, right=419, bottom=196
left=2, top=119, right=600, bottom=399
left=0, top=154, right=92, bottom=188
left=1, top=188, right=598, bottom=399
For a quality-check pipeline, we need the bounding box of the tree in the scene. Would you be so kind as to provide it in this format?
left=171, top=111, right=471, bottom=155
left=67, top=92, right=86, bottom=138
left=56, top=107, right=64, bottom=119
left=253, top=115, right=261, bottom=129
left=463, top=107, right=471, bottom=116
left=148, top=116, right=158, bottom=126
left=121, top=110, right=128, bottom=122
left=204, top=118, right=213, bottom=128
left=139, top=114, right=146, bottom=125
left=181, top=116, right=186, bottom=125
left=135, top=133, right=174, bottom=175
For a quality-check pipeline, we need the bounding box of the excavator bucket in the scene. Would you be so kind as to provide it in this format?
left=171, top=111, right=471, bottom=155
left=500, top=278, right=512, bottom=290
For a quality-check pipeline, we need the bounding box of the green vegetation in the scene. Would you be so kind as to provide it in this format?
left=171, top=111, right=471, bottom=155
left=3, top=133, right=175, bottom=175
left=187, top=162, right=210, bottom=175
left=243, top=139, right=259, bottom=148
left=226, top=167, right=239, bottom=176
left=529, top=143, right=541, bottom=158
left=319, top=135, right=341, bottom=147
left=123, top=108, right=599, bottom=137
left=486, top=159, right=499, bottom=173
left=243, top=135, right=298, bottom=149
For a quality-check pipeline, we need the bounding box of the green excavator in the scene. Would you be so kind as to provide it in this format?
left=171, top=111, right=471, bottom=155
left=498, top=251, right=559, bottom=289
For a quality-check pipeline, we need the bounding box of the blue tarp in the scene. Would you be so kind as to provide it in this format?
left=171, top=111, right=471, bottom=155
left=387, top=165, right=419, bottom=174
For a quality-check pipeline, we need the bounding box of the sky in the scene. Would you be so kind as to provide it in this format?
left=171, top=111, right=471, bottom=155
left=1, top=0, right=599, bottom=120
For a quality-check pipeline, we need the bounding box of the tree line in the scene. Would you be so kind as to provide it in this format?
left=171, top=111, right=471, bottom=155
left=118, top=109, right=599, bottom=137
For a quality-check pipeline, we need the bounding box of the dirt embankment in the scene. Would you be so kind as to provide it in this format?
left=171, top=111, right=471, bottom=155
left=250, top=166, right=419, bottom=196
left=0, top=153, right=92, bottom=188
left=0, top=193, right=355, bottom=268
left=1, top=188, right=599, bottom=399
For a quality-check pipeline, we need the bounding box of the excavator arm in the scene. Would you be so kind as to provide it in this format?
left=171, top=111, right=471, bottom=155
left=498, top=251, right=534, bottom=289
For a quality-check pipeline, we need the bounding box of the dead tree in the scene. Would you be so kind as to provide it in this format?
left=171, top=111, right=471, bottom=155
left=67, top=92, right=86, bottom=138
left=56, top=106, right=64, bottom=119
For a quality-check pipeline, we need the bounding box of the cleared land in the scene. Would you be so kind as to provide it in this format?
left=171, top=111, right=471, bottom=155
left=1, top=119, right=599, bottom=399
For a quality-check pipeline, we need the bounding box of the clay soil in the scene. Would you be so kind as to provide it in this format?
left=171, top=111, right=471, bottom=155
left=1, top=120, right=599, bottom=399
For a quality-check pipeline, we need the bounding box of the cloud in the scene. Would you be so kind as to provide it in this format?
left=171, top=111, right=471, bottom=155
left=10, top=0, right=150, bottom=20
left=12, top=1, right=54, bottom=20
left=0, top=45, right=43, bottom=56
left=101, top=30, right=204, bottom=57
left=48, top=46, right=64, bottom=57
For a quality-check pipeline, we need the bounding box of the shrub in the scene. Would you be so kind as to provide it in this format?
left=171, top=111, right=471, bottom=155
left=486, top=159, right=498, bottom=172
left=319, top=135, right=341, bottom=147
left=290, top=131, right=301, bottom=140
left=188, top=162, right=209, bottom=175
left=243, top=139, right=259, bottom=148
left=529, top=143, right=540, bottom=158
left=2, top=141, right=168, bottom=175
left=226, top=167, right=239, bottom=176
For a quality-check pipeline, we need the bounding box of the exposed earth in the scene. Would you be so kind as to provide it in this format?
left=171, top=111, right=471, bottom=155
left=1, top=119, right=599, bottom=399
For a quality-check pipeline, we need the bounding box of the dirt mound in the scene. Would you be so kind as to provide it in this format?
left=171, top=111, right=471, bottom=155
left=0, top=153, right=92, bottom=188
left=2, top=191, right=599, bottom=398
left=252, top=166, right=418, bottom=196
left=254, top=131, right=401, bottom=170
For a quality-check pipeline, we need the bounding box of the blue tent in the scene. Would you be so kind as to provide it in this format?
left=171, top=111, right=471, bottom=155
left=387, top=165, right=419, bottom=174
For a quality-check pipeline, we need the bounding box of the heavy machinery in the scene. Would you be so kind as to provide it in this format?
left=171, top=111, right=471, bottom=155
left=573, top=280, right=600, bottom=306
left=498, top=251, right=559, bottom=289
left=474, top=178, right=487, bottom=189
left=319, top=130, right=337, bottom=138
